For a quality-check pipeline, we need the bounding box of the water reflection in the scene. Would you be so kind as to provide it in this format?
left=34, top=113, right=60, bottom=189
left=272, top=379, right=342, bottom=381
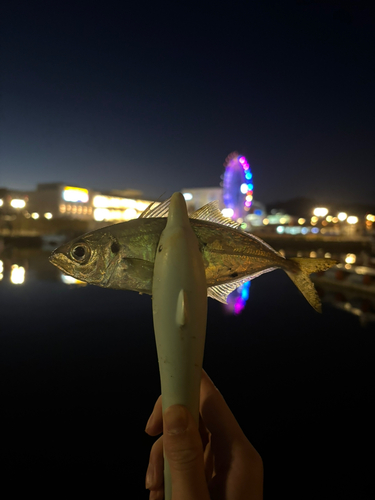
left=312, top=261, right=375, bottom=326
left=223, top=281, right=251, bottom=315
left=10, top=264, right=25, bottom=284
left=60, top=274, right=86, bottom=286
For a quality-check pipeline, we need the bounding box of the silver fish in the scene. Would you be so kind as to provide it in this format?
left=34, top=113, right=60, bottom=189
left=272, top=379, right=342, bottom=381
left=49, top=198, right=337, bottom=312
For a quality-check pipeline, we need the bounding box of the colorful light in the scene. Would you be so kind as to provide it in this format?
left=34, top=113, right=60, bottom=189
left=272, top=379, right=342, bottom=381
left=233, top=281, right=251, bottom=315
left=221, top=152, right=255, bottom=315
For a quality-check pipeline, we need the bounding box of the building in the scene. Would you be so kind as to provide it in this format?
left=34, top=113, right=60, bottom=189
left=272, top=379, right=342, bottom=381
left=26, top=183, right=154, bottom=222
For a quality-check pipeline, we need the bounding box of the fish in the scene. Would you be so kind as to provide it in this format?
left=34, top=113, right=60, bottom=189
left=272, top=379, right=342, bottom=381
left=49, top=198, right=338, bottom=312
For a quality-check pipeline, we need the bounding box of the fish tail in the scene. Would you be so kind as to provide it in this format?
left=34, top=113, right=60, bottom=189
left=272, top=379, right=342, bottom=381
left=285, top=257, right=338, bottom=313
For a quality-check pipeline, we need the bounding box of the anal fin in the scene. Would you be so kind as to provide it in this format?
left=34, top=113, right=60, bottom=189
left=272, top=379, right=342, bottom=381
left=207, top=267, right=277, bottom=303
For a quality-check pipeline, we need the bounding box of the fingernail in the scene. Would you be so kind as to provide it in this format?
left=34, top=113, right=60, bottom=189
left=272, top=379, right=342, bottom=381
left=164, top=405, right=188, bottom=435
left=145, top=463, right=154, bottom=489
left=145, top=411, right=154, bottom=432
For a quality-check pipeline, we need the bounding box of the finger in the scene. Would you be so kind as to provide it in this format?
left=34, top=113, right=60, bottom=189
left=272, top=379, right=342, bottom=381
left=198, top=413, right=210, bottom=451
left=163, top=405, right=210, bottom=500
left=146, top=395, right=211, bottom=449
left=203, top=433, right=214, bottom=483
left=200, top=370, right=247, bottom=441
left=200, top=370, right=261, bottom=462
left=145, top=435, right=164, bottom=492
left=145, top=395, right=163, bottom=436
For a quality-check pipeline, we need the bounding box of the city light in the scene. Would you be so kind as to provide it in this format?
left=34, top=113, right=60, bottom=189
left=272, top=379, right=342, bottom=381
left=10, top=264, right=25, bottom=284
left=347, top=216, right=358, bottom=224
left=44, top=212, right=53, bottom=219
left=298, top=218, right=305, bottom=225
left=93, top=207, right=141, bottom=222
left=182, top=193, right=193, bottom=201
left=93, top=208, right=109, bottom=221
left=31, top=212, right=39, bottom=219
left=0, top=199, right=3, bottom=206
left=10, top=199, right=26, bottom=208
left=263, top=218, right=269, bottom=225
left=240, top=183, right=248, bottom=194
left=221, top=208, right=234, bottom=218
left=63, top=186, right=89, bottom=203
left=313, top=207, right=328, bottom=217
left=123, top=208, right=137, bottom=219
left=366, top=214, right=375, bottom=222
left=345, top=253, right=356, bottom=264
left=338, top=212, right=347, bottom=221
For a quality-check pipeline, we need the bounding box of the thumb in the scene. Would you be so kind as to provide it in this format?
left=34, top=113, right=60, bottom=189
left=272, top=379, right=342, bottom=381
left=163, top=405, right=210, bottom=500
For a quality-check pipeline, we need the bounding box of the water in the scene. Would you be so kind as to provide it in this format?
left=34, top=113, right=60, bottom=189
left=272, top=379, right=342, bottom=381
left=0, top=248, right=373, bottom=498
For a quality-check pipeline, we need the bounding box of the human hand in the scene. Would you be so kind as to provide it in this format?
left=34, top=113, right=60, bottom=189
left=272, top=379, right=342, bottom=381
left=145, top=370, right=263, bottom=499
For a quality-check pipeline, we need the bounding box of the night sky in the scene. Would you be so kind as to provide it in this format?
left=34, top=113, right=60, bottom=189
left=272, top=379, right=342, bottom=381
left=1, top=2, right=374, bottom=205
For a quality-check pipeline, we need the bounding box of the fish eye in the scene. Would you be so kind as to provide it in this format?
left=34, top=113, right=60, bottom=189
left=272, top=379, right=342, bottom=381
left=70, top=243, right=90, bottom=264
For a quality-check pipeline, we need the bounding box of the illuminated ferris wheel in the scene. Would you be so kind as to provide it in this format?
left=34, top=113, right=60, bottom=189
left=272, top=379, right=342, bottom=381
left=222, top=152, right=253, bottom=221
left=222, top=151, right=253, bottom=315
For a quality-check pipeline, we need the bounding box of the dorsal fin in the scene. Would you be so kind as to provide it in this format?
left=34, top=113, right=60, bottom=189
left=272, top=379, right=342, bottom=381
left=139, top=197, right=171, bottom=219
left=207, top=267, right=278, bottom=303
left=190, top=200, right=241, bottom=229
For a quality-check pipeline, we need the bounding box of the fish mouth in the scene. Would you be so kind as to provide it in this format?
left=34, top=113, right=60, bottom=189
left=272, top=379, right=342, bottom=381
left=49, top=250, right=74, bottom=276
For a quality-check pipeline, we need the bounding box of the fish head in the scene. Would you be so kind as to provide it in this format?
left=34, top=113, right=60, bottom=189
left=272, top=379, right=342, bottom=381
left=49, top=230, right=120, bottom=286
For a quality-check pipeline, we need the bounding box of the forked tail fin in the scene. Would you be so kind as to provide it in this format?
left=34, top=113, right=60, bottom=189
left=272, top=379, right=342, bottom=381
left=285, top=257, right=338, bottom=313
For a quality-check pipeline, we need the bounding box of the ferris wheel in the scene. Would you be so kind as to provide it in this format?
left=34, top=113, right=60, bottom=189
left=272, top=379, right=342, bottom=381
left=222, top=152, right=253, bottom=221
left=222, top=151, right=253, bottom=315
